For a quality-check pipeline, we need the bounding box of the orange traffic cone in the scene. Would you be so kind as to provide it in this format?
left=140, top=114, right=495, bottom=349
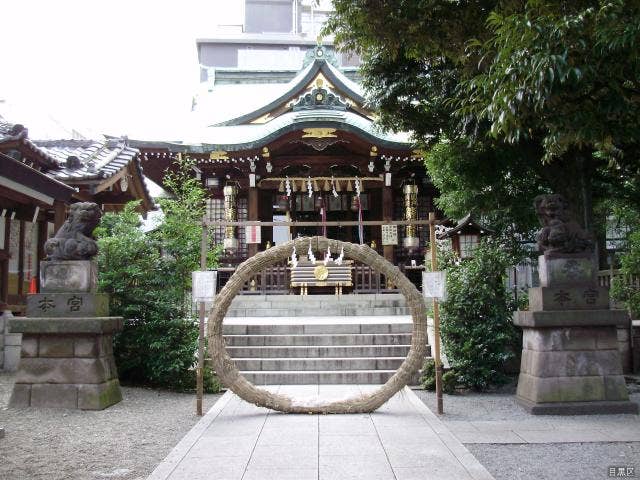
left=29, top=276, right=37, bottom=294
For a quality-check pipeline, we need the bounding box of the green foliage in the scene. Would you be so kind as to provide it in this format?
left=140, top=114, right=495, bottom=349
left=326, top=0, right=640, bottom=235
left=96, top=157, right=221, bottom=392
left=611, top=207, right=640, bottom=317
left=420, top=358, right=458, bottom=394
left=441, top=370, right=458, bottom=395
left=425, top=137, right=546, bottom=241
left=440, top=241, right=520, bottom=390
left=420, top=358, right=436, bottom=391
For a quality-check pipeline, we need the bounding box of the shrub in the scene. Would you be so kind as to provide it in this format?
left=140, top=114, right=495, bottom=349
left=420, top=358, right=436, bottom=391
left=96, top=156, right=221, bottom=392
left=420, top=358, right=458, bottom=394
left=441, top=370, right=458, bottom=394
left=611, top=228, right=640, bottom=318
left=440, top=240, right=520, bottom=390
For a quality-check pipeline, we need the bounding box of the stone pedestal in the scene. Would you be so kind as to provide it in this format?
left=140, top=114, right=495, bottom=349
left=514, top=255, right=638, bottom=415
left=8, top=261, right=123, bottom=410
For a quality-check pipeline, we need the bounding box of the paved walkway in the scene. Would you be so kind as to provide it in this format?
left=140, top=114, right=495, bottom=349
left=148, top=385, right=495, bottom=480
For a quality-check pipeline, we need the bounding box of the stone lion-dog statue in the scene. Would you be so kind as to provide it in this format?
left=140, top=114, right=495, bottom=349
left=45, top=202, right=102, bottom=261
left=534, top=194, right=593, bottom=255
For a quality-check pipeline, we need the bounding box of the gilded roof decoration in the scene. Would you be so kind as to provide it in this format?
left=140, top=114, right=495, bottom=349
left=302, top=128, right=338, bottom=139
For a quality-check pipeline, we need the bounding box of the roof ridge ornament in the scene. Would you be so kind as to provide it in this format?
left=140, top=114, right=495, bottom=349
left=302, top=44, right=339, bottom=68
left=292, top=83, right=349, bottom=112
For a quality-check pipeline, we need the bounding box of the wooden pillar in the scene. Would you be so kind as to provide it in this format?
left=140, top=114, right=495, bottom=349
left=247, top=187, right=259, bottom=257
left=36, top=219, right=47, bottom=291
left=0, top=218, right=10, bottom=307
left=17, top=220, right=25, bottom=296
left=53, top=200, right=66, bottom=232
left=382, top=184, right=394, bottom=264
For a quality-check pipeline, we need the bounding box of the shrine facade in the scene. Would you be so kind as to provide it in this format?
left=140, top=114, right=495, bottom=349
left=132, top=46, right=438, bottom=293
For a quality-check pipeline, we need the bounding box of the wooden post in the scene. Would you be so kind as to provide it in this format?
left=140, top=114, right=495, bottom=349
left=428, top=212, right=444, bottom=415
left=53, top=201, right=66, bottom=232
left=247, top=187, right=259, bottom=257
left=382, top=183, right=394, bottom=269
left=196, top=221, right=208, bottom=416
left=17, top=220, right=25, bottom=296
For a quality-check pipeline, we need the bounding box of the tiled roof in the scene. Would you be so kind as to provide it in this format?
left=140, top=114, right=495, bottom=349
left=0, top=117, right=59, bottom=169
left=35, top=138, right=155, bottom=211
left=36, top=138, right=139, bottom=182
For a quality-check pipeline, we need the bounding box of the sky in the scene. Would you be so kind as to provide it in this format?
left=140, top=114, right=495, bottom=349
left=0, top=1, right=244, bottom=140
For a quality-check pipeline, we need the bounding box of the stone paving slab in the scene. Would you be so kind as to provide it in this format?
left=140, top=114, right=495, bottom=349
left=147, top=385, right=494, bottom=480
left=445, top=413, right=640, bottom=444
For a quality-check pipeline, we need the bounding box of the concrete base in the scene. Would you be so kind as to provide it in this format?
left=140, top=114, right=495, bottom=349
left=515, top=322, right=635, bottom=414
left=10, top=379, right=122, bottom=410
left=7, top=316, right=123, bottom=410
left=516, top=396, right=639, bottom=415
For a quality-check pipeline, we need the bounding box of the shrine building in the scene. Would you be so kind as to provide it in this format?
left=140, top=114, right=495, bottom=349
left=130, top=45, right=438, bottom=293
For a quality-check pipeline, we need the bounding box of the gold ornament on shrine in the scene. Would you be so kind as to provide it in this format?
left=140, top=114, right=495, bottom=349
left=210, top=151, right=229, bottom=161
left=314, top=264, right=329, bottom=281
left=403, top=184, right=419, bottom=249
left=223, top=184, right=239, bottom=251
left=302, top=128, right=337, bottom=139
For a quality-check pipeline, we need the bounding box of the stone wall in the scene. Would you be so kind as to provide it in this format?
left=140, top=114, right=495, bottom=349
left=0, top=310, right=21, bottom=372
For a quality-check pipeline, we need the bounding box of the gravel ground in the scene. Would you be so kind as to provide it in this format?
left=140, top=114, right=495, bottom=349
left=414, top=385, right=640, bottom=480
left=0, top=372, right=222, bottom=480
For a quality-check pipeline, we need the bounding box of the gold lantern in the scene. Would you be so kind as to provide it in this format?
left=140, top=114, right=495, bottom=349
left=403, top=184, right=419, bottom=249
left=223, top=184, right=239, bottom=251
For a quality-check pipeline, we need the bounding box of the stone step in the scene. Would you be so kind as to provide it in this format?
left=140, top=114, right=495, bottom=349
left=233, top=357, right=406, bottom=371
left=241, top=370, right=400, bottom=385
left=227, top=344, right=411, bottom=358
left=224, top=332, right=413, bottom=347
left=226, top=307, right=410, bottom=317
left=229, top=298, right=408, bottom=307
left=230, top=294, right=405, bottom=303
left=222, top=322, right=413, bottom=335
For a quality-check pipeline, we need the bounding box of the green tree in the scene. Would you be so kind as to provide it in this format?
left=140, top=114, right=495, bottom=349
left=610, top=205, right=640, bottom=317
left=96, top=156, right=220, bottom=391
left=326, top=1, right=640, bottom=235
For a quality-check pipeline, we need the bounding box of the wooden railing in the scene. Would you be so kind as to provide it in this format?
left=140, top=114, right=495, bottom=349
left=216, top=262, right=403, bottom=294
left=597, top=269, right=640, bottom=289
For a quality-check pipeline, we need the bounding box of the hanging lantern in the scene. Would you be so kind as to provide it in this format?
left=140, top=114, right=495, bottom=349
left=314, top=193, right=324, bottom=210
left=223, top=184, right=239, bottom=251
left=277, top=195, right=290, bottom=212
left=403, top=183, right=419, bottom=249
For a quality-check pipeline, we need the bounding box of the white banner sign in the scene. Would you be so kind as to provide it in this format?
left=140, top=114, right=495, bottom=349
left=381, top=224, right=398, bottom=246
left=192, top=271, right=218, bottom=302
left=245, top=225, right=262, bottom=244
left=422, top=271, right=447, bottom=300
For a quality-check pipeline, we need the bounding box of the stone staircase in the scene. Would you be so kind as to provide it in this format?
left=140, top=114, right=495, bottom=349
left=225, top=293, right=410, bottom=317
left=221, top=294, right=429, bottom=385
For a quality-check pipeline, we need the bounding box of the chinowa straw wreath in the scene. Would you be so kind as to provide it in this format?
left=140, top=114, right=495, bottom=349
left=208, top=236, right=428, bottom=414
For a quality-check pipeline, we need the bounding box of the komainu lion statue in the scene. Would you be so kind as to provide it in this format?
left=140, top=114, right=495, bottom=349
left=534, top=194, right=594, bottom=255
left=45, top=202, right=102, bottom=261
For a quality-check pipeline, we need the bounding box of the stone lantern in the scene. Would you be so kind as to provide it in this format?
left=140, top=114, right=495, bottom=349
left=437, top=214, right=493, bottom=258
